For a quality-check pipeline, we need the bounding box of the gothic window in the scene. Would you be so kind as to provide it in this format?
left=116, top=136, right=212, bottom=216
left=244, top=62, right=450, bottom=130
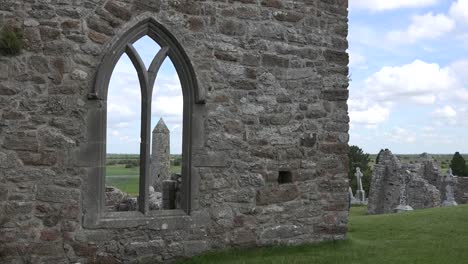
left=83, top=18, right=204, bottom=226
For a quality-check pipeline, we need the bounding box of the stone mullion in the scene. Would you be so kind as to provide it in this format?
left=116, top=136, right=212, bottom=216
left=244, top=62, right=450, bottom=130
left=144, top=47, right=169, bottom=210
left=125, top=44, right=170, bottom=214
left=148, top=46, right=169, bottom=88
left=140, top=85, right=151, bottom=214
left=125, top=43, right=151, bottom=214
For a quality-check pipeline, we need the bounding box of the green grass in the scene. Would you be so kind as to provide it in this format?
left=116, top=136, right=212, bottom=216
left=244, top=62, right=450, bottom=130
left=106, top=165, right=139, bottom=195
left=178, top=205, right=468, bottom=264
left=106, top=164, right=140, bottom=176
left=105, top=164, right=181, bottom=196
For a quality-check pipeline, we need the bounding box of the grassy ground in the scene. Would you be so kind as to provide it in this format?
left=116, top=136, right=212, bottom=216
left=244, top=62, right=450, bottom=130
left=106, top=164, right=181, bottom=195
left=179, top=205, right=468, bottom=264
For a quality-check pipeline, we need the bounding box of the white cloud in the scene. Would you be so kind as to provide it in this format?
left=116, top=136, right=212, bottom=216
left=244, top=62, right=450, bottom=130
left=108, top=103, right=137, bottom=118
left=364, top=60, right=458, bottom=104
left=432, top=106, right=457, bottom=119
left=387, top=13, right=455, bottom=44
left=118, top=135, right=140, bottom=143
left=152, top=95, right=183, bottom=117
left=351, top=0, right=439, bottom=11
left=115, top=122, right=131, bottom=128
left=422, top=126, right=436, bottom=132
left=386, top=127, right=417, bottom=143
left=431, top=105, right=468, bottom=127
left=348, top=51, right=366, bottom=67
left=107, top=48, right=184, bottom=153
left=450, top=0, right=468, bottom=26
left=450, top=59, right=468, bottom=83
left=349, top=59, right=468, bottom=133
left=349, top=99, right=391, bottom=125
left=456, top=33, right=468, bottom=48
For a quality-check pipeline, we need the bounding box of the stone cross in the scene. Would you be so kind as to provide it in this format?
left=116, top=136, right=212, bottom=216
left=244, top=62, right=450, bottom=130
left=398, top=182, right=407, bottom=206
left=355, top=167, right=363, bottom=191
left=354, top=167, right=366, bottom=202
left=395, top=170, right=414, bottom=212
left=443, top=169, right=458, bottom=207
left=151, top=118, right=171, bottom=192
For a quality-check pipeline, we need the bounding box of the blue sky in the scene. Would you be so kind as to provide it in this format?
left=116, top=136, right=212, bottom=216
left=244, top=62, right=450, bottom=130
left=348, top=0, right=468, bottom=154
left=107, top=0, right=468, bottom=155
left=107, top=36, right=183, bottom=154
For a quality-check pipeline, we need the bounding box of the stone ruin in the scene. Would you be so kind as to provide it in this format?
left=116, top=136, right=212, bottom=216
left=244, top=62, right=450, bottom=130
left=0, top=0, right=350, bottom=263
left=152, top=118, right=171, bottom=193
left=368, top=150, right=466, bottom=215
left=105, top=118, right=180, bottom=212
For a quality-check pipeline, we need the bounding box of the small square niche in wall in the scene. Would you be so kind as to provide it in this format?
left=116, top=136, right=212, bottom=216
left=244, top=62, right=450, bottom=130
left=278, top=171, right=293, bottom=184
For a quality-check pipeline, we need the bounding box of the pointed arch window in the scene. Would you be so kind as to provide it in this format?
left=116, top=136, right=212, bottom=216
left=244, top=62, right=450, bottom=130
left=83, top=18, right=204, bottom=227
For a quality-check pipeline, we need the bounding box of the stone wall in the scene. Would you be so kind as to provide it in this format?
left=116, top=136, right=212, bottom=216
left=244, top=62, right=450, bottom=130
left=368, top=150, right=441, bottom=215
left=455, top=177, right=468, bottom=204
left=0, top=0, right=349, bottom=263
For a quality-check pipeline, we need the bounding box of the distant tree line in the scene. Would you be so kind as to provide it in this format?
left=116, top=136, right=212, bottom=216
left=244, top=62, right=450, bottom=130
left=107, top=159, right=139, bottom=168
left=106, top=154, right=183, bottom=168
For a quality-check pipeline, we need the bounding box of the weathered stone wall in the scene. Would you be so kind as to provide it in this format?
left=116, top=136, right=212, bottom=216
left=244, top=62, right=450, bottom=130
left=368, top=150, right=402, bottom=214
left=368, top=150, right=441, bottom=215
left=455, top=177, right=468, bottom=204
left=0, top=0, right=349, bottom=263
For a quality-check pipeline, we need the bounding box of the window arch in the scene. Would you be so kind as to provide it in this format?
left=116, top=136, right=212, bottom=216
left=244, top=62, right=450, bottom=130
left=84, top=18, right=203, bottom=226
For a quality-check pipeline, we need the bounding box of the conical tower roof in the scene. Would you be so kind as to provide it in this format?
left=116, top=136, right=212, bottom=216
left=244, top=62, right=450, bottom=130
left=153, top=118, right=169, bottom=134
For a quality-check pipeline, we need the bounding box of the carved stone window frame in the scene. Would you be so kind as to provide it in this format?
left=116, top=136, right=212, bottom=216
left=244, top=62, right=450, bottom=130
left=83, top=18, right=204, bottom=228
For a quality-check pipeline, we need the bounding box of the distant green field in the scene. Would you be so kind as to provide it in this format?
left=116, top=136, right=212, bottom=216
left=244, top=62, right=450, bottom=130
left=106, top=164, right=181, bottom=196
left=369, top=153, right=468, bottom=174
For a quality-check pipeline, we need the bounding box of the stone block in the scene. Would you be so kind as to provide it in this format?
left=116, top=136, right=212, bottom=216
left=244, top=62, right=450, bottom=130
left=261, top=54, right=289, bottom=68
left=321, top=89, right=349, bottom=101
left=133, top=0, right=161, bottom=12
left=3, top=131, right=38, bottom=152
left=40, top=229, right=60, bottom=241
left=0, top=83, right=18, bottom=95
left=88, top=31, right=110, bottom=44
left=323, top=49, right=349, bottom=65
left=232, top=228, right=257, bottom=247
left=17, top=150, right=58, bottom=166
left=219, top=19, right=246, bottom=36
left=273, top=11, right=304, bottom=23
left=39, top=26, right=61, bottom=41
left=104, top=1, right=132, bottom=21
left=182, top=241, right=209, bottom=257
left=256, top=184, right=300, bottom=205
left=36, top=185, right=80, bottom=203
left=261, top=0, right=282, bottom=8
left=193, top=151, right=228, bottom=167
left=260, top=224, right=305, bottom=240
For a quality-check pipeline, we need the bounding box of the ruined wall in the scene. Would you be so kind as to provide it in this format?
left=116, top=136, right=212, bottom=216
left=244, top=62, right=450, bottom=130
left=0, top=0, right=349, bottom=263
left=455, top=177, right=468, bottom=204
left=368, top=150, right=441, bottom=215
left=367, top=150, right=402, bottom=214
